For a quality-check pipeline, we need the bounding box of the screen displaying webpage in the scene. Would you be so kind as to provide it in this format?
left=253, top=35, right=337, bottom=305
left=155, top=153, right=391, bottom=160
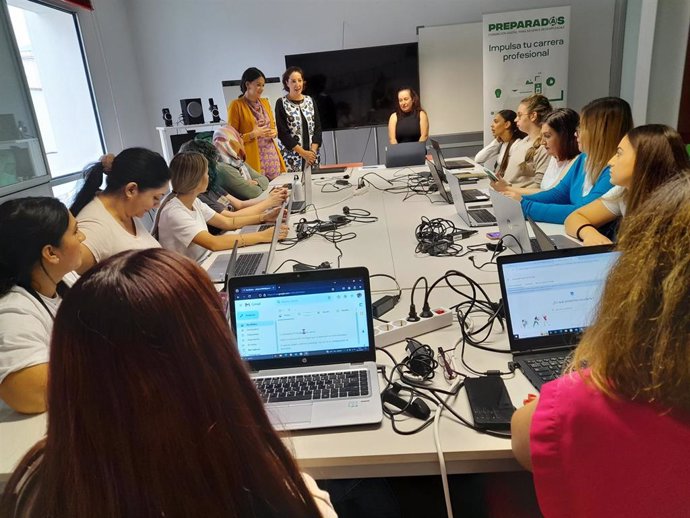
left=233, top=278, right=369, bottom=361
left=502, top=252, right=620, bottom=340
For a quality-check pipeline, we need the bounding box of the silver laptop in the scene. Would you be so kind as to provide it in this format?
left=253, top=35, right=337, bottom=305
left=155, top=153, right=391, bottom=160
left=227, top=267, right=383, bottom=431
left=426, top=158, right=489, bottom=205
left=207, top=195, right=289, bottom=281
left=240, top=188, right=293, bottom=234
left=429, top=138, right=474, bottom=170
left=489, top=189, right=579, bottom=253
left=446, top=173, right=497, bottom=227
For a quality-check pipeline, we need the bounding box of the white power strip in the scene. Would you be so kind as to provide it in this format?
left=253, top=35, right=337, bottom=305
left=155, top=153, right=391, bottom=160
left=373, top=307, right=454, bottom=348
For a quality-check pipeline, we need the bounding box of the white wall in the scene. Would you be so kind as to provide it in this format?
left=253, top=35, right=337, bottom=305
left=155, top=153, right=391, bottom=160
left=78, top=0, right=625, bottom=154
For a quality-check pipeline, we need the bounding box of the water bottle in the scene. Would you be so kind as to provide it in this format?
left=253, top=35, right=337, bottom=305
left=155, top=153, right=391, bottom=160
left=292, top=174, right=305, bottom=203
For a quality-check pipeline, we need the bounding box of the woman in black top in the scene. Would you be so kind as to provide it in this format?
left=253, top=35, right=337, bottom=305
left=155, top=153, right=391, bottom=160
left=275, top=67, right=322, bottom=172
left=387, top=87, right=429, bottom=144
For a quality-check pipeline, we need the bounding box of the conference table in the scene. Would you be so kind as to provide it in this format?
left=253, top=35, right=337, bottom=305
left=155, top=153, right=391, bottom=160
left=0, top=162, right=574, bottom=484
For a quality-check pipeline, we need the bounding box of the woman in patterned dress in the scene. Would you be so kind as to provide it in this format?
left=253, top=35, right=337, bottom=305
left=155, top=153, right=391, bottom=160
left=228, top=67, right=286, bottom=180
left=275, top=66, right=322, bottom=172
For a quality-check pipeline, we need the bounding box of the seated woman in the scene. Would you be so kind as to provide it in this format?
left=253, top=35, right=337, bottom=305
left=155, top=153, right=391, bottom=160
left=388, top=87, right=429, bottom=144
left=511, top=175, right=690, bottom=517
left=71, top=148, right=170, bottom=274
left=212, top=125, right=270, bottom=199
left=507, top=94, right=552, bottom=188
left=0, top=198, right=83, bottom=414
left=275, top=66, right=323, bottom=172
left=565, top=124, right=690, bottom=245
left=153, top=152, right=288, bottom=262
left=516, top=97, right=633, bottom=224
left=0, top=248, right=336, bottom=517
left=492, top=108, right=580, bottom=196
left=474, top=109, right=526, bottom=178
left=180, top=139, right=275, bottom=209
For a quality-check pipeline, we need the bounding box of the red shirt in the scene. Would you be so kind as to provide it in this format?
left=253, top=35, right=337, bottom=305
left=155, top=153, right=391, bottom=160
left=530, top=372, right=690, bottom=518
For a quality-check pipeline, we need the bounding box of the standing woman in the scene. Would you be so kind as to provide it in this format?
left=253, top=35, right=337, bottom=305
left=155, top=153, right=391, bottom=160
left=388, top=87, right=429, bottom=144
left=0, top=198, right=84, bottom=414
left=228, top=67, right=286, bottom=180
left=0, top=249, right=336, bottom=517
left=70, top=148, right=170, bottom=274
left=475, top=109, right=526, bottom=179
left=493, top=108, right=580, bottom=196
left=275, top=67, right=323, bottom=172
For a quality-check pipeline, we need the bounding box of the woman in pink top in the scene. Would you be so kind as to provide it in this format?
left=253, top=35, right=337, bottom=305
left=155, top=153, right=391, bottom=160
left=511, top=174, right=690, bottom=518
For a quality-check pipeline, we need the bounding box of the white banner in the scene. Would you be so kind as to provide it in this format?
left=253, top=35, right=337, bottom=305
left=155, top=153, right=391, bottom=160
left=482, top=6, right=571, bottom=144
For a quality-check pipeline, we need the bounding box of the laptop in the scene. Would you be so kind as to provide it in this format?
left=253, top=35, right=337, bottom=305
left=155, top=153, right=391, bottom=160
left=429, top=139, right=474, bottom=169
left=497, top=245, right=619, bottom=390
left=206, top=195, right=289, bottom=281
left=489, top=189, right=580, bottom=253
left=385, top=141, right=427, bottom=168
left=446, top=173, right=497, bottom=227
left=427, top=159, right=489, bottom=204
left=227, top=267, right=383, bottom=431
left=240, top=188, right=293, bottom=234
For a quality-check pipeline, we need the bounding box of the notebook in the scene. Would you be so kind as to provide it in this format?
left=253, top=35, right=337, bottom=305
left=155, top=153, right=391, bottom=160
left=385, top=141, right=427, bottom=168
left=446, top=172, right=497, bottom=227
left=227, top=267, right=383, bottom=431
left=429, top=138, right=474, bottom=169
left=206, top=195, right=289, bottom=281
left=426, top=159, right=489, bottom=205
left=496, top=245, right=619, bottom=390
left=489, top=189, right=580, bottom=253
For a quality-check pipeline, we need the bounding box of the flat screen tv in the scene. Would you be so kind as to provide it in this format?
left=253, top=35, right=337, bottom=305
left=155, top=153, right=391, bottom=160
left=285, top=42, right=419, bottom=131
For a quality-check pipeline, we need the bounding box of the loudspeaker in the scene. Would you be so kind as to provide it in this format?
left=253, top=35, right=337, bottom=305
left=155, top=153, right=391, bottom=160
left=180, top=98, right=204, bottom=125
left=161, top=108, right=173, bottom=127
left=208, top=97, right=221, bottom=123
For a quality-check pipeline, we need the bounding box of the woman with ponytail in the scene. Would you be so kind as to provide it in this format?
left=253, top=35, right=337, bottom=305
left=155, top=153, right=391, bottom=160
left=71, top=148, right=170, bottom=274
left=0, top=197, right=83, bottom=413
left=474, top=109, right=527, bottom=179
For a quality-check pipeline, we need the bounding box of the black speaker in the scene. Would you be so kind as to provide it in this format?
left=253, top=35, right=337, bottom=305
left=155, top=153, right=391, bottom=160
left=180, top=98, right=204, bottom=125
left=208, top=97, right=221, bottom=123
left=161, top=108, right=173, bottom=127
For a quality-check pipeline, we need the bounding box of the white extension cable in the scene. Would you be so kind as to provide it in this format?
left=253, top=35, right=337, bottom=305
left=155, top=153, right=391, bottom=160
left=434, top=377, right=464, bottom=518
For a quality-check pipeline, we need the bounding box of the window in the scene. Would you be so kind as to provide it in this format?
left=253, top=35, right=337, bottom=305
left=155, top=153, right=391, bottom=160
left=7, top=0, right=103, bottom=178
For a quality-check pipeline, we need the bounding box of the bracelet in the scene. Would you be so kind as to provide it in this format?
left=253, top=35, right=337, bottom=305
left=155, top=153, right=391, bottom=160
left=576, top=223, right=596, bottom=241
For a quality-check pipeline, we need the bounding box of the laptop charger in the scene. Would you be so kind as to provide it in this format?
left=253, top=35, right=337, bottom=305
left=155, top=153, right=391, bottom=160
left=372, top=294, right=400, bottom=319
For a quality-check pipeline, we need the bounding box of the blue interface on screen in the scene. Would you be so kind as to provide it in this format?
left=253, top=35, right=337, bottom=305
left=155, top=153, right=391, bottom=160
left=502, top=251, right=620, bottom=340
left=233, top=278, right=369, bottom=361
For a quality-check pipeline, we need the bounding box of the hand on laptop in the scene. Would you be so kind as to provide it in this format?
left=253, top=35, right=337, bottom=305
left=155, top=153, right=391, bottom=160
left=581, top=231, right=613, bottom=247
left=503, top=191, right=522, bottom=202
left=490, top=178, right=510, bottom=192
left=278, top=223, right=289, bottom=240
left=262, top=206, right=281, bottom=223
left=267, top=187, right=289, bottom=206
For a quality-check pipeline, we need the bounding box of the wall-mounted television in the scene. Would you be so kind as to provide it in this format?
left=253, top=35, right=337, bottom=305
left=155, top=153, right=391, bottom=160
left=285, top=42, right=419, bottom=131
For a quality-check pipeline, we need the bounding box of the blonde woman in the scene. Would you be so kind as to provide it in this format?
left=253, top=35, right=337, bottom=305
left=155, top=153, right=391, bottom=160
left=511, top=175, right=690, bottom=516
left=154, top=152, right=288, bottom=262
left=516, top=97, right=633, bottom=224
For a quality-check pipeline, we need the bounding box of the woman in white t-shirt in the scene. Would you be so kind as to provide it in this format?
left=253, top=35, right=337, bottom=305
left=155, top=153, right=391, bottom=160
left=154, top=152, right=288, bottom=261
left=565, top=124, right=690, bottom=246
left=0, top=197, right=84, bottom=413
left=70, top=148, right=171, bottom=274
left=474, top=109, right=526, bottom=179
left=492, top=108, right=580, bottom=196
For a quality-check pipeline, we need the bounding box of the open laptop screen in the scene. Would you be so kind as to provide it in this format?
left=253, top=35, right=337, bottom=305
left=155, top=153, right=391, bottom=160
left=228, top=267, right=374, bottom=369
left=497, top=246, right=619, bottom=353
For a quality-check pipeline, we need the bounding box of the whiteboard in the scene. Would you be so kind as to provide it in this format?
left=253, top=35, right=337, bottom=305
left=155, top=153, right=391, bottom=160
left=221, top=78, right=285, bottom=119
left=418, top=22, right=483, bottom=135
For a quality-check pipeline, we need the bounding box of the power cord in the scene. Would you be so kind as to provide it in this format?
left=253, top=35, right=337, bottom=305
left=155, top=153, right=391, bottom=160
left=414, top=217, right=476, bottom=257
left=370, top=273, right=402, bottom=322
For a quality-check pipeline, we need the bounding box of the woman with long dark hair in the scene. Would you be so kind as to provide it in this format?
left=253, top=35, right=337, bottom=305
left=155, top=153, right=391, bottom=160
left=228, top=67, right=286, bottom=180
left=387, top=87, right=429, bottom=144
left=475, top=109, right=527, bottom=179
left=565, top=124, right=690, bottom=245
left=71, top=147, right=170, bottom=274
left=0, top=248, right=336, bottom=517
left=0, top=197, right=83, bottom=413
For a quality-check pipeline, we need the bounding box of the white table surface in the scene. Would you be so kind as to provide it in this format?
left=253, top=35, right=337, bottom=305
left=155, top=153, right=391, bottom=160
left=0, top=163, right=565, bottom=482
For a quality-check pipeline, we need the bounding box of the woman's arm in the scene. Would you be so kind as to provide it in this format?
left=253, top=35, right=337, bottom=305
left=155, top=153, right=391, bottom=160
left=190, top=226, right=280, bottom=252
left=511, top=398, right=538, bottom=471
left=419, top=111, right=429, bottom=142
left=475, top=139, right=502, bottom=165
left=207, top=205, right=281, bottom=231
left=311, top=100, right=322, bottom=151
left=0, top=364, right=48, bottom=414
left=564, top=199, right=615, bottom=245
left=222, top=188, right=287, bottom=214
left=388, top=113, right=398, bottom=144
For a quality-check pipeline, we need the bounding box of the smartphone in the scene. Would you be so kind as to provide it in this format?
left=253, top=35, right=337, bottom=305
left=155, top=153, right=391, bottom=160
left=481, top=166, right=500, bottom=183
left=486, top=231, right=501, bottom=240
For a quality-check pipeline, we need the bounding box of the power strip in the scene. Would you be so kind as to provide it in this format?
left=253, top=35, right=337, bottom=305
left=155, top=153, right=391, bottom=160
left=374, top=307, right=454, bottom=348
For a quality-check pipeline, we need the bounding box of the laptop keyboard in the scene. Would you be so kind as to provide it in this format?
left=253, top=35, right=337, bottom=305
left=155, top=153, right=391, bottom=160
left=470, top=208, right=496, bottom=224
left=236, top=252, right=263, bottom=276
left=524, top=355, right=568, bottom=383
left=462, top=189, right=488, bottom=203
left=255, top=370, right=370, bottom=403
left=530, top=238, right=542, bottom=252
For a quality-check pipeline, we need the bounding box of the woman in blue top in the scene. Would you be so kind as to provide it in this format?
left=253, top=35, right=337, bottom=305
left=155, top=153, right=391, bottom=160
left=506, top=97, right=633, bottom=224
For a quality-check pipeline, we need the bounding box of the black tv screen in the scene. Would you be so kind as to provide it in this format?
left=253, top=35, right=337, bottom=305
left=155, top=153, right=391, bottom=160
left=285, top=43, right=419, bottom=131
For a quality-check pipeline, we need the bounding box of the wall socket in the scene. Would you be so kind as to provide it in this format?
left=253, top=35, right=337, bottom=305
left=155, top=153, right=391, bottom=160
left=373, top=307, right=454, bottom=348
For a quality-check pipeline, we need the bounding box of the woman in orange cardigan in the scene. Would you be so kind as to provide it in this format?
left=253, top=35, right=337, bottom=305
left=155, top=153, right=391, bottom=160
left=228, top=67, right=286, bottom=180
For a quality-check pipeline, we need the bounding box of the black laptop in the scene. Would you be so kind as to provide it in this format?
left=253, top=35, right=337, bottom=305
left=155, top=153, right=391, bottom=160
left=430, top=139, right=474, bottom=169
left=497, top=245, right=619, bottom=390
